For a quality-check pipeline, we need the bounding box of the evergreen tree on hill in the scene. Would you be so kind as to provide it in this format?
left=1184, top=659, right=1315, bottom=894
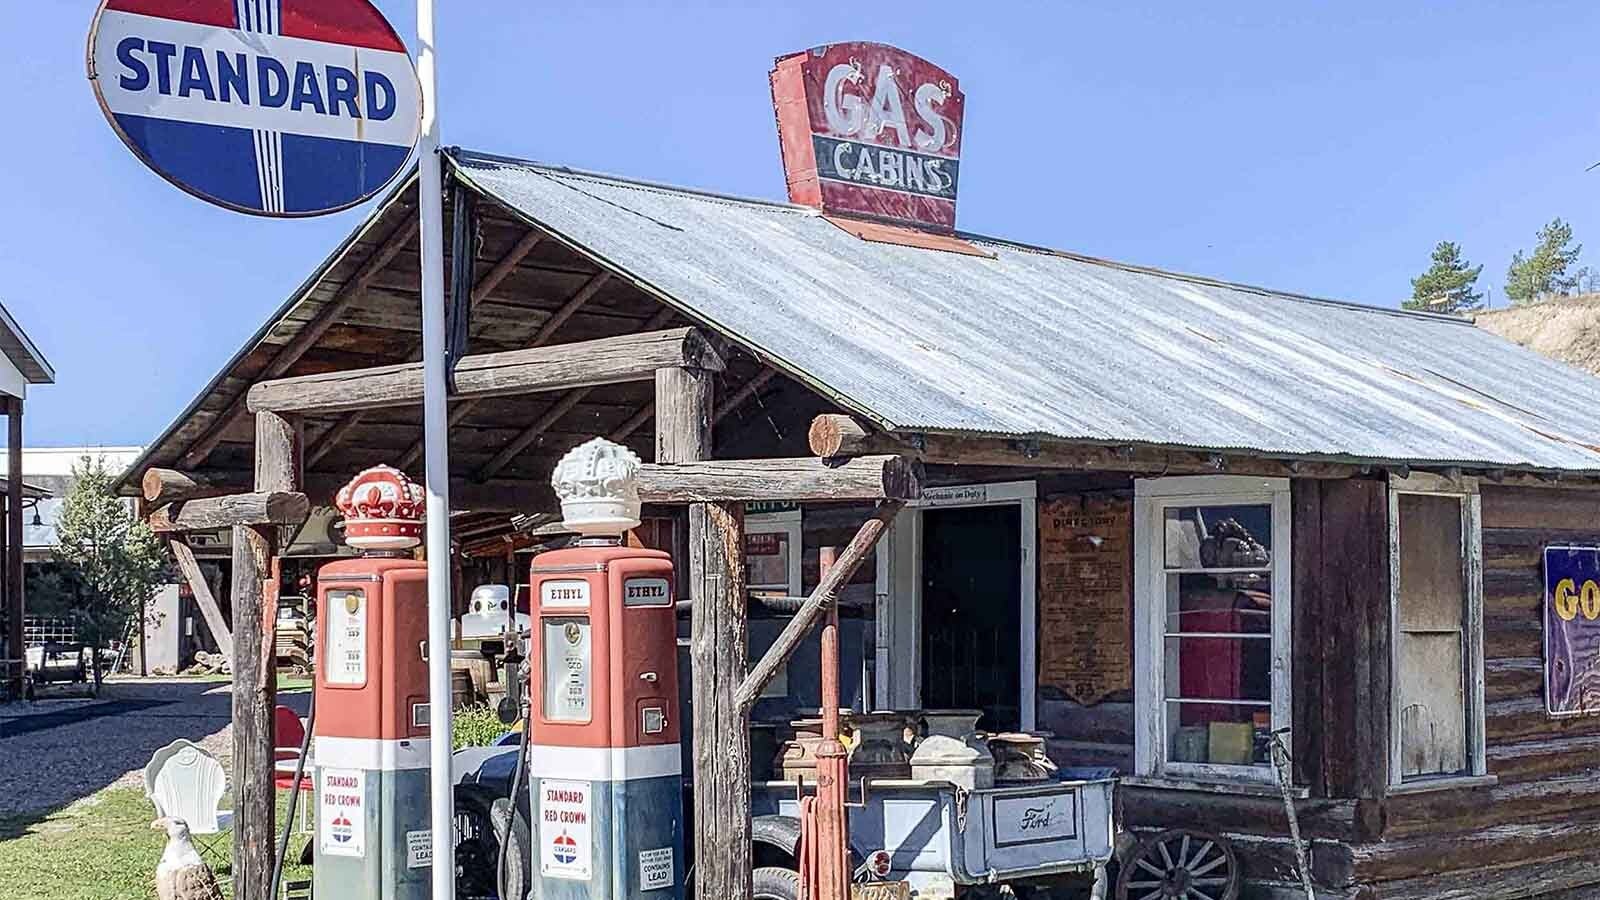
left=1505, top=218, right=1582, bottom=305
left=1405, top=241, right=1483, bottom=313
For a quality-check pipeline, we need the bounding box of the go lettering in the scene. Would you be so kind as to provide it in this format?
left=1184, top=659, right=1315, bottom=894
left=1553, top=577, right=1600, bottom=621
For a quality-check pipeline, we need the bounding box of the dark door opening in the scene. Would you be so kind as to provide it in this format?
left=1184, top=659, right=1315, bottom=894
left=920, top=505, right=1022, bottom=732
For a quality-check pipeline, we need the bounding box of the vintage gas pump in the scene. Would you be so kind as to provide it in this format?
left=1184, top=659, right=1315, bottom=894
left=529, top=438, right=685, bottom=900
left=312, top=465, right=433, bottom=899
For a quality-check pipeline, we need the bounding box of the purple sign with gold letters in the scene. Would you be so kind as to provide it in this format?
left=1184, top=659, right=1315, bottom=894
left=1544, top=545, right=1600, bottom=717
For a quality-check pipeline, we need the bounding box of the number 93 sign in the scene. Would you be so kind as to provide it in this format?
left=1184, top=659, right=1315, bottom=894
left=1544, top=545, right=1600, bottom=716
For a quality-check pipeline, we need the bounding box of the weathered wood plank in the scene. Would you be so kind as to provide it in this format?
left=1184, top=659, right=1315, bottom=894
left=1292, top=479, right=1327, bottom=794
left=1118, top=786, right=1361, bottom=842
left=688, top=500, right=750, bottom=900
left=247, top=327, right=723, bottom=414
left=637, top=456, right=921, bottom=503
left=147, top=492, right=310, bottom=533
left=168, top=537, right=232, bottom=657
left=736, top=501, right=903, bottom=709
left=1382, top=774, right=1600, bottom=837
left=229, top=522, right=276, bottom=900
left=142, top=468, right=239, bottom=506
left=806, top=413, right=1360, bottom=478
left=658, top=364, right=753, bottom=900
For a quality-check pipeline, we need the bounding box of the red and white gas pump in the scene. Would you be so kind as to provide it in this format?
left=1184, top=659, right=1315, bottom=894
left=528, top=438, right=685, bottom=900
left=312, top=465, right=433, bottom=900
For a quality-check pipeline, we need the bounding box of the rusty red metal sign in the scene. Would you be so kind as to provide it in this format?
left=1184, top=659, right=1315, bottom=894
left=771, top=42, right=965, bottom=231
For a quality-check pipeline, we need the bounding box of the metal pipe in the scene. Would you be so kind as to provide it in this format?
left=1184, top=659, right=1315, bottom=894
left=814, top=546, right=849, bottom=900
left=415, top=1, right=456, bottom=896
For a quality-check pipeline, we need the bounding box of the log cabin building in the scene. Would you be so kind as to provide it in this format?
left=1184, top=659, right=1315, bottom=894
left=116, top=146, right=1600, bottom=899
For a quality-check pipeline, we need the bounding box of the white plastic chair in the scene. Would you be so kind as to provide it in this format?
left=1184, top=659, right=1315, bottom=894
left=144, top=739, right=233, bottom=862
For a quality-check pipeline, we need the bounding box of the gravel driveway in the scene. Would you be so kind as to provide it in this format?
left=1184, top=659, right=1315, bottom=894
left=0, top=678, right=310, bottom=816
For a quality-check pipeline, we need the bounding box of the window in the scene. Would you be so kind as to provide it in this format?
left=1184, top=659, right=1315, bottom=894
left=1135, top=476, right=1291, bottom=782
left=747, top=510, right=803, bottom=698
left=1389, top=474, right=1485, bottom=786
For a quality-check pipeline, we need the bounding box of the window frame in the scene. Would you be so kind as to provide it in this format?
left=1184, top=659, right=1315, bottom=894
left=747, top=509, right=804, bottom=699
left=1387, top=472, right=1487, bottom=788
left=1134, top=475, right=1292, bottom=784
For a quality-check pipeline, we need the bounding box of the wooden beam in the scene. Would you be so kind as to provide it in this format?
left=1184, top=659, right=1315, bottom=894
left=688, top=499, right=750, bottom=900
left=142, top=468, right=240, bottom=506
left=230, top=410, right=299, bottom=900
left=427, top=270, right=613, bottom=477
left=168, top=537, right=233, bottom=657
left=476, top=390, right=591, bottom=481
left=5, top=398, right=20, bottom=699
left=304, top=231, right=546, bottom=468
left=736, top=501, right=902, bottom=709
left=714, top=368, right=777, bottom=422
left=248, top=327, right=723, bottom=414
left=529, top=271, right=610, bottom=346
left=147, top=492, right=310, bottom=533
left=807, top=413, right=1359, bottom=478
left=636, top=455, right=921, bottom=503
left=305, top=413, right=366, bottom=469
left=178, top=209, right=418, bottom=468
left=471, top=231, right=544, bottom=308
left=657, top=364, right=753, bottom=900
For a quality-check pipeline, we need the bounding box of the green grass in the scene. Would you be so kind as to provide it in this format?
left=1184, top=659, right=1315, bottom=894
left=0, top=788, right=314, bottom=900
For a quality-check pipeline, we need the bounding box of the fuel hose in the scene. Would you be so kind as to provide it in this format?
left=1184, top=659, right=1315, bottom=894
left=499, top=655, right=532, bottom=900
left=270, top=663, right=316, bottom=900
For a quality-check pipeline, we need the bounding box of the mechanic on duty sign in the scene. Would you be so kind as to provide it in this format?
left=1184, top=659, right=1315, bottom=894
left=87, top=0, right=421, bottom=216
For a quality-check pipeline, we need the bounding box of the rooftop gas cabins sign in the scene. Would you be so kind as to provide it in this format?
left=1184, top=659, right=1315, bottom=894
left=87, top=0, right=421, bottom=217
left=771, top=42, right=965, bottom=231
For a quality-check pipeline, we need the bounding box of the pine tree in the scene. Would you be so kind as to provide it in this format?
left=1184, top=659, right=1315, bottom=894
left=53, top=456, right=166, bottom=689
left=1505, top=218, right=1583, bottom=305
left=1404, top=241, right=1483, bottom=313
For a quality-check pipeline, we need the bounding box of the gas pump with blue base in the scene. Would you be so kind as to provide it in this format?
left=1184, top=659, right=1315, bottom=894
left=530, top=438, right=686, bottom=900
left=312, top=465, right=433, bottom=900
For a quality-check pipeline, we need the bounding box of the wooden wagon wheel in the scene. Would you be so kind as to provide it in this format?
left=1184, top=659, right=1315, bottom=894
left=1115, top=828, right=1240, bottom=900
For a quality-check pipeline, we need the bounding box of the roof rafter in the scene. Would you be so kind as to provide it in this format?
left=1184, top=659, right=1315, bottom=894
left=177, top=208, right=420, bottom=469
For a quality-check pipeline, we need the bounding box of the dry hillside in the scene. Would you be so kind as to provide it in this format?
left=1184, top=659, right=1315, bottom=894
left=1475, top=294, right=1600, bottom=376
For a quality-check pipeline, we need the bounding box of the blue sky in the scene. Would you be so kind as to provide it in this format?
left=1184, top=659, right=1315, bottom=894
left=2, top=2, right=1597, bottom=447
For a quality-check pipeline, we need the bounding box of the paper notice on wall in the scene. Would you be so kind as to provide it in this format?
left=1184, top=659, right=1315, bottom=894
left=406, top=830, right=432, bottom=869
left=1037, top=496, right=1133, bottom=706
left=540, top=779, right=592, bottom=881
left=639, top=847, right=674, bottom=890
left=325, top=589, right=367, bottom=686
left=319, top=768, right=366, bottom=857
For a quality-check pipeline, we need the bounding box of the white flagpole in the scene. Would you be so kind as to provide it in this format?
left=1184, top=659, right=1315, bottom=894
left=414, top=0, right=456, bottom=896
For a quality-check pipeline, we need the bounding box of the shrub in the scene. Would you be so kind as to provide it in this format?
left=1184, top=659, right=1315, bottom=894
left=452, top=703, right=511, bottom=750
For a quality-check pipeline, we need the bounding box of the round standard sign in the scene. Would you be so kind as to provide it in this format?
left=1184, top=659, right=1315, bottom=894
left=87, top=0, right=421, bottom=217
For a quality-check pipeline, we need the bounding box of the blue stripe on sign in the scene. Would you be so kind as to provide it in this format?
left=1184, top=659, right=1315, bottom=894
left=113, top=114, right=264, bottom=212
left=279, top=133, right=411, bottom=214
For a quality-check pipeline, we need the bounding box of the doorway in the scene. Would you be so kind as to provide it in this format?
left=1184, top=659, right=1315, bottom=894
left=875, top=481, right=1038, bottom=731
left=921, top=505, right=1023, bottom=731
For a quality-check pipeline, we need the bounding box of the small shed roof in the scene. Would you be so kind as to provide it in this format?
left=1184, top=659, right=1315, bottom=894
left=452, top=149, right=1600, bottom=473
left=0, top=300, right=54, bottom=385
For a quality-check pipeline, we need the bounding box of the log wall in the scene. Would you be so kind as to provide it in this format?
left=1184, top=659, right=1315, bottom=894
left=1107, top=480, right=1600, bottom=899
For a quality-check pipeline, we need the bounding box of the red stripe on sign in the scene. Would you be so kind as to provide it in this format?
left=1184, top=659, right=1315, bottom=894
left=279, top=0, right=407, bottom=53
left=103, top=0, right=237, bottom=28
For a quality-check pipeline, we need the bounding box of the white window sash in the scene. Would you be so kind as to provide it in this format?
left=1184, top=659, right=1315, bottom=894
left=1387, top=474, right=1486, bottom=786
left=1134, top=476, right=1292, bottom=783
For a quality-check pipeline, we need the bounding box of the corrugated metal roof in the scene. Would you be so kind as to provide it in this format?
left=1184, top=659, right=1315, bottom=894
left=449, top=150, right=1600, bottom=474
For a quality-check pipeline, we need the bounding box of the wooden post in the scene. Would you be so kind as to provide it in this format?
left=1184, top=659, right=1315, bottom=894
left=656, top=365, right=754, bottom=900
left=231, top=410, right=301, bottom=900
left=4, top=397, right=18, bottom=699
left=168, top=538, right=233, bottom=658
